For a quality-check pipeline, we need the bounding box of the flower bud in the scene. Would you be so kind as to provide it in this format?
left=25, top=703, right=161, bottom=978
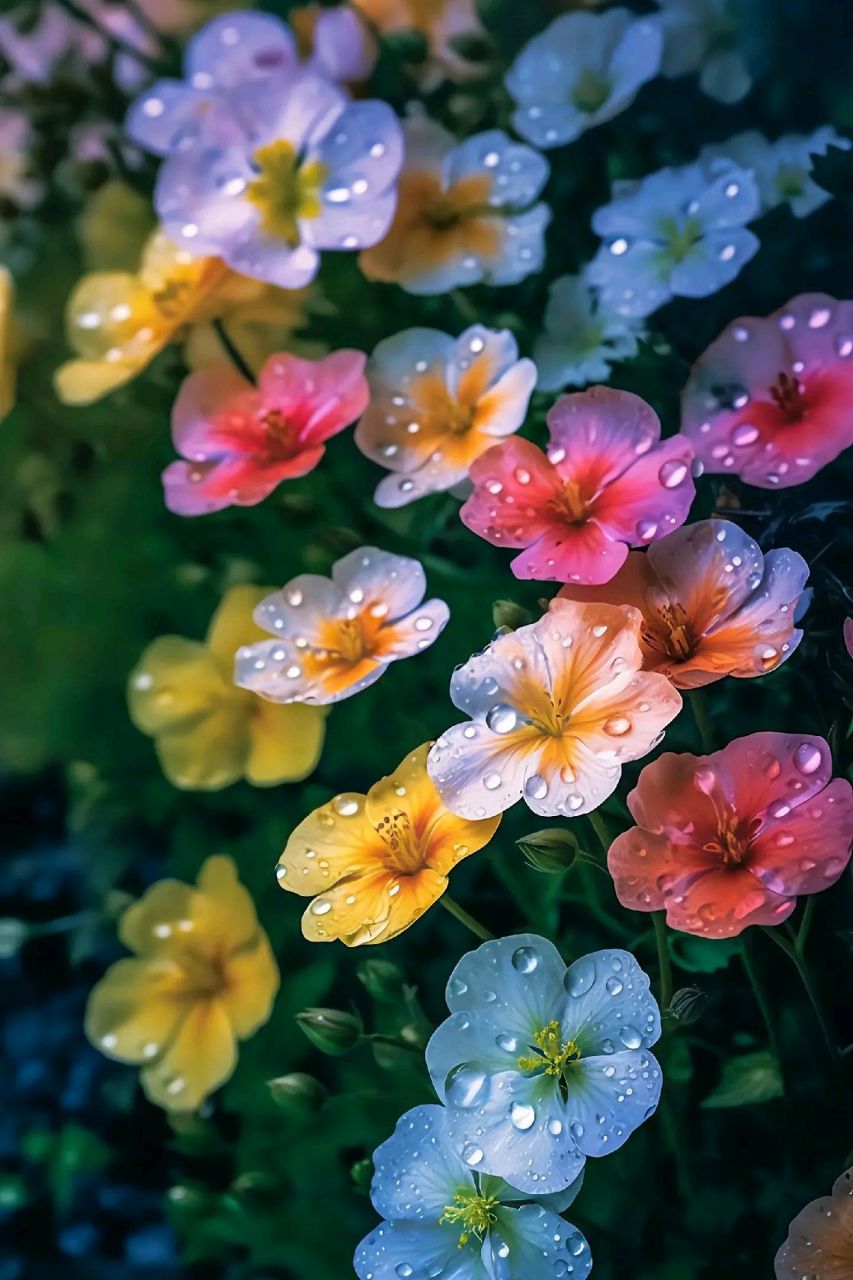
left=350, top=1158, right=374, bottom=1193
left=668, top=986, right=708, bottom=1026
left=357, top=958, right=407, bottom=1004
left=295, top=1007, right=362, bottom=1056
left=516, top=828, right=580, bottom=873
left=492, top=599, right=533, bottom=632
left=267, top=1073, right=326, bottom=1115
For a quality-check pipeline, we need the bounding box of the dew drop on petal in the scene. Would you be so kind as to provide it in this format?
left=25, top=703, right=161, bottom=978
left=510, top=1102, right=536, bottom=1131
left=659, top=460, right=688, bottom=489
left=512, top=946, right=539, bottom=973
left=794, top=742, right=823, bottom=775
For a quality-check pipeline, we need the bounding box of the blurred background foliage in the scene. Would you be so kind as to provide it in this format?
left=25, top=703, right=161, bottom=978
left=2, top=0, right=852, bottom=1277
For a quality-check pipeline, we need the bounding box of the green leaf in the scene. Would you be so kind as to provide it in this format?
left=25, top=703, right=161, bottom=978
left=702, top=1052, right=784, bottom=1109
left=669, top=933, right=740, bottom=974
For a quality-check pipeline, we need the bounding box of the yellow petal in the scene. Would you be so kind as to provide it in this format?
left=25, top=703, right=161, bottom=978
left=195, top=854, right=261, bottom=952
left=140, top=997, right=237, bottom=1111
left=127, top=636, right=229, bottom=736
left=219, top=934, right=280, bottom=1037
left=302, top=866, right=447, bottom=946
left=154, top=696, right=250, bottom=790
left=118, top=879, right=202, bottom=955
left=85, top=956, right=187, bottom=1062
left=366, top=742, right=439, bottom=831
left=278, top=789, right=385, bottom=895
left=78, top=179, right=155, bottom=271
left=63, top=270, right=159, bottom=361
left=246, top=699, right=327, bottom=786
left=53, top=357, right=141, bottom=406
left=206, top=584, right=276, bottom=674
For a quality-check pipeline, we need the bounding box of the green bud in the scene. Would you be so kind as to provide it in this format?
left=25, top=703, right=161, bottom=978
left=267, top=1072, right=326, bottom=1115
left=516, top=828, right=580, bottom=873
left=0, top=918, right=29, bottom=959
left=350, top=1157, right=374, bottom=1193
left=295, top=1007, right=362, bottom=1056
left=492, top=599, right=534, bottom=632
left=668, top=987, right=709, bottom=1027
left=357, top=958, right=408, bottom=1004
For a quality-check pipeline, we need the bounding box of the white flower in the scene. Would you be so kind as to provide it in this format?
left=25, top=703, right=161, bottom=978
left=655, top=0, right=752, bottom=105
left=505, top=8, right=662, bottom=149
left=534, top=273, right=643, bottom=390
left=701, top=127, right=850, bottom=219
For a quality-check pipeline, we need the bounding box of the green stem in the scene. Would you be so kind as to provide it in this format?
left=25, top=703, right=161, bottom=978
left=795, top=896, right=816, bottom=954
left=439, top=895, right=495, bottom=943
left=450, top=289, right=479, bottom=325
left=363, top=1033, right=421, bottom=1054
left=652, top=912, right=673, bottom=1012
left=587, top=810, right=612, bottom=859
left=687, top=690, right=715, bottom=754
left=741, top=932, right=785, bottom=1079
left=213, top=318, right=256, bottom=383
left=762, top=927, right=839, bottom=1071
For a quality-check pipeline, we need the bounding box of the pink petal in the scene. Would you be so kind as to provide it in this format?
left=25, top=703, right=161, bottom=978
left=509, top=519, right=629, bottom=584
left=171, top=364, right=262, bottom=462
left=546, top=387, right=662, bottom=494
left=258, top=349, right=368, bottom=445
left=663, top=866, right=793, bottom=938
left=749, top=777, right=853, bottom=896
left=162, top=453, right=322, bottom=516
left=698, top=732, right=834, bottom=828
left=625, top=750, right=720, bottom=847
left=461, top=438, right=563, bottom=548
left=700, top=546, right=808, bottom=676
left=607, top=826, right=682, bottom=912
left=590, top=434, right=695, bottom=546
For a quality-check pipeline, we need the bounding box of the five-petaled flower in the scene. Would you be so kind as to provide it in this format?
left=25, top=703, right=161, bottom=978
left=234, top=547, right=450, bottom=705
left=534, top=273, right=643, bottom=391
left=775, top=1166, right=853, bottom=1280
left=153, top=66, right=404, bottom=289
left=359, top=118, right=550, bottom=295
left=163, top=348, right=369, bottom=515
left=506, top=8, right=662, bottom=150
left=355, top=1103, right=590, bottom=1280
left=701, top=127, right=851, bottom=220
left=680, top=292, right=853, bottom=488
left=427, top=596, right=682, bottom=821
left=355, top=324, right=536, bottom=507
left=128, top=584, right=327, bottom=789
left=587, top=158, right=760, bottom=318
left=426, top=934, right=662, bottom=1193
left=351, top=0, right=487, bottom=87
left=460, top=387, right=695, bottom=584
left=279, top=743, right=500, bottom=945
left=559, top=519, right=809, bottom=689
left=85, top=855, right=279, bottom=1111
left=608, top=732, right=853, bottom=938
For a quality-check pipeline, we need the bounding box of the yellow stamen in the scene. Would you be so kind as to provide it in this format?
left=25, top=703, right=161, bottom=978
left=518, top=1020, right=580, bottom=1075
left=246, top=141, right=327, bottom=245
left=439, top=1190, right=498, bottom=1248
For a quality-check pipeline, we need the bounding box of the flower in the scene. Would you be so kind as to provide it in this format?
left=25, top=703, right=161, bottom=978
left=234, top=547, right=450, bottom=705
left=701, top=127, right=851, bottom=219
left=54, top=229, right=272, bottom=405
left=126, top=11, right=374, bottom=159
left=505, top=9, right=662, bottom=150
left=460, top=387, right=695, bottom=584
left=354, top=325, right=536, bottom=507
left=587, top=160, right=760, bottom=318
left=427, top=596, right=682, bottom=821
left=0, top=108, right=43, bottom=213
left=128, top=584, right=327, bottom=789
left=680, top=292, right=853, bottom=487
left=163, top=349, right=368, bottom=515
left=425, top=934, right=662, bottom=1193
left=608, top=733, right=853, bottom=938
left=85, top=855, right=279, bottom=1111
left=355, top=1104, right=591, bottom=1280
left=0, top=267, right=15, bottom=422
left=153, top=68, right=403, bottom=289
left=290, top=4, right=377, bottom=86
left=558, top=519, right=809, bottom=689
left=775, top=1166, right=853, bottom=1280
left=359, top=118, right=550, bottom=295
left=533, top=274, right=643, bottom=390
left=279, top=743, right=499, bottom=945
left=654, top=0, right=753, bottom=105
left=351, top=0, right=487, bottom=87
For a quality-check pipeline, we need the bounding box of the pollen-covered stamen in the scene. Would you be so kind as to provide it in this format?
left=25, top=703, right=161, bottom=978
left=439, top=1190, right=499, bottom=1248
left=770, top=370, right=808, bottom=421
left=246, top=140, right=328, bottom=245
left=518, top=1020, right=581, bottom=1076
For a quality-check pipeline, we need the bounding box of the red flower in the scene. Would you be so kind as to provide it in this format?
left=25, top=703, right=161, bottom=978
left=775, top=1166, right=853, bottom=1280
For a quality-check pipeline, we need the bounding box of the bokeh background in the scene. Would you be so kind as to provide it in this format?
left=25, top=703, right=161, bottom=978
left=2, top=1, right=853, bottom=1277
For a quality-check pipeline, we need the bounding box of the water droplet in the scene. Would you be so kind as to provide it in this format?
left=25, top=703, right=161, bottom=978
left=311, top=898, right=332, bottom=916
left=396, top=1265, right=413, bottom=1279
left=606, top=976, right=624, bottom=996
left=462, top=1143, right=484, bottom=1167
left=512, top=946, right=539, bottom=974
left=794, top=742, right=823, bottom=775
left=510, top=1102, right=536, bottom=1131
left=604, top=716, right=631, bottom=736
left=659, top=460, right=688, bottom=488
left=333, top=796, right=359, bottom=816
left=524, top=773, right=548, bottom=801
left=567, top=1232, right=587, bottom=1257
left=548, top=1119, right=563, bottom=1136
left=496, top=1032, right=518, bottom=1053
left=619, top=1025, right=642, bottom=1049
left=514, top=468, right=531, bottom=485
left=732, top=423, right=759, bottom=446
left=484, top=771, right=502, bottom=791
left=636, top=518, right=658, bottom=540
left=446, top=1065, right=489, bottom=1108
left=565, top=956, right=596, bottom=997
left=487, top=704, right=518, bottom=734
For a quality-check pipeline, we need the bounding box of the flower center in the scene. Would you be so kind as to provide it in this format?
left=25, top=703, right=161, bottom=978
left=769, top=371, right=808, bottom=422
left=704, top=817, right=757, bottom=867
left=374, top=809, right=428, bottom=875
left=657, top=602, right=695, bottom=661
left=423, top=174, right=494, bottom=230
left=261, top=408, right=299, bottom=459
left=178, top=946, right=228, bottom=998
left=572, top=68, right=611, bottom=113
left=439, top=1190, right=498, bottom=1248
left=518, top=1020, right=581, bottom=1076
left=559, top=477, right=589, bottom=524
left=246, top=140, right=327, bottom=246
left=659, top=214, right=703, bottom=264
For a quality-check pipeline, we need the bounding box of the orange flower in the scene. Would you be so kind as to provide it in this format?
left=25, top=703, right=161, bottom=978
left=278, top=743, right=500, bottom=945
left=775, top=1166, right=853, bottom=1280
left=427, top=597, right=683, bottom=819
left=85, top=856, right=279, bottom=1111
left=128, top=585, right=327, bottom=790
left=559, top=519, right=809, bottom=688
left=351, top=0, right=485, bottom=84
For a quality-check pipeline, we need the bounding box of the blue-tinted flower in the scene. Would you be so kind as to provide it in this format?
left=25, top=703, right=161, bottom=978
left=354, top=1103, right=591, bottom=1280
left=533, top=273, right=642, bottom=390
left=701, top=127, right=850, bottom=219
left=359, top=118, right=550, bottom=294
left=506, top=8, right=662, bottom=150
left=153, top=69, right=403, bottom=288
left=587, top=160, right=760, bottom=318
left=425, top=934, right=662, bottom=1193
left=655, top=0, right=753, bottom=104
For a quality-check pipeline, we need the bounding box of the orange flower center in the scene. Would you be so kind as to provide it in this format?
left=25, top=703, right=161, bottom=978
left=703, top=816, right=759, bottom=868
left=261, top=408, right=300, bottom=460
left=178, top=946, right=228, bottom=999
left=655, top=602, right=695, bottom=661
left=374, top=808, right=429, bottom=874
left=559, top=477, right=589, bottom=524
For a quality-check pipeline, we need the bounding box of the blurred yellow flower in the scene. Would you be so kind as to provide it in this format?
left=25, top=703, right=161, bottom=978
left=86, top=855, right=279, bottom=1111
left=278, top=742, right=500, bottom=945
left=54, top=228, right=309, bottom=406
left=128, top=584, right=327, bottom=790
left=77, top=179, right=155, bottom=272
left=0, top=266, right=15, bottom=421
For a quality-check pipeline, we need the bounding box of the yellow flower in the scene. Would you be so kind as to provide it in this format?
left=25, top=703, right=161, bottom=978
left=128, top=584, right=327, bottom=790
left=85, top=855, right=279, bottom=1111
left=0, top=267, right=15, bottom=421
left=54, top=228, right=305, bottom=406
left=184, top=283, right=315, bottom=372
left=278, top=742, right=500, bottom=945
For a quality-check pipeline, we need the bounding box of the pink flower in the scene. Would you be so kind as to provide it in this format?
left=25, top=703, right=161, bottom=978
left=163, top=350, right=369, bottom=516
left=460, top=387, right=695, bottom=585
left=608, top=732, right=853, bottom=938
left=681, top=292, right=853, bottom=488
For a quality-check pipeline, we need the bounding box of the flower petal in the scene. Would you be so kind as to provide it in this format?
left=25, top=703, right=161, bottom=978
left=370, top=1104, right=473, bottom=1222
left=558, top=949, right=661, bottom=1054
left=354, top=1221, right=489, bottom=1280
left=565, top=1048, right=662, bottom=1156
left=140, top=997, right=237, bottom=1111
left=490, top=1205, right=592, bottom=1280
left=85, top=956, right=186, bottom=1062
left=245, top=699, right=327, bottom=785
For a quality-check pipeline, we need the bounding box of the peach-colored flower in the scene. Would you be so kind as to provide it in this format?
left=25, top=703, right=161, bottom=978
left=279, top=743, right=500, bottom=945
left=559, top=519, right=809, bottom=688
left=235, top=547, right=450, bottom=705
left=86, top=855, right=279, bottom=1111
left=775, top=1166, right=853, bottom=1280
left=427, top=597, right=683, bottom=820
left=608, top=733, right=853, bottom=938
left=351, top=0, right=486, bottom=84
